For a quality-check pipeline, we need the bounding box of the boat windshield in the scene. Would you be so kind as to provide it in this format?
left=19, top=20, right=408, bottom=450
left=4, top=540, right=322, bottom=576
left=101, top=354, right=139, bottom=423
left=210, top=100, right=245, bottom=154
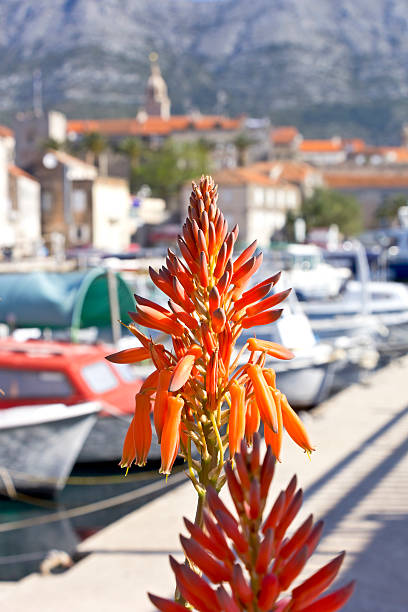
left=81, top=361, right=119, bottom=393
left=110, top=362, right=140, bottom=382
left=0, top=369, right=74, bottom=399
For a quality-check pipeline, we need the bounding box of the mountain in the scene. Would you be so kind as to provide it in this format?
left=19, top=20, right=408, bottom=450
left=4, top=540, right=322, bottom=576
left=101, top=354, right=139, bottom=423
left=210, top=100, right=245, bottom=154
left=1, top=0, right=408, bottom=141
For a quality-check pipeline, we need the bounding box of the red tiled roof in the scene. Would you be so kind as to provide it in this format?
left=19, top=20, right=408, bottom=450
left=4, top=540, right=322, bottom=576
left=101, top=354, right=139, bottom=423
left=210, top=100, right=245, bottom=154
left=300, top=139, right=343, bottom=153
left=8, top=165, right=38, bottom=182
left=67, top=115, right=244, bottom=137
left=0, top=125, right=14, bottom=138
left=359, top=146, right=408, bottom=163
left=324, top=171, right=408, bottom=189
left=271, top=126, right=299, bottom=145
left=212, top=167, right=284, bottom=187
left=249, top=160, right=320, bottom=183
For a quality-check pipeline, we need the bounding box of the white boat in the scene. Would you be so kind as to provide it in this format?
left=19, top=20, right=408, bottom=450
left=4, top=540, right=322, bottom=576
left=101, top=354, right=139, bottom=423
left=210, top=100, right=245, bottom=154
left=268, top=244, right=351, bottom=301
left=302, top=243, right=408, bottom=357
left=0, top=402, right=99, bottom=496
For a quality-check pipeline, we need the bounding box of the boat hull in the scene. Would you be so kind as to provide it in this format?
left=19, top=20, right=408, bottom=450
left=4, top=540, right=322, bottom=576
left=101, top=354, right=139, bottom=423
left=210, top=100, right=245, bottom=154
left=77, top=414, right=161, bottom=463
left=0, top=404, right=98, bottom=496
left=274, top=360, right=337, bottom=409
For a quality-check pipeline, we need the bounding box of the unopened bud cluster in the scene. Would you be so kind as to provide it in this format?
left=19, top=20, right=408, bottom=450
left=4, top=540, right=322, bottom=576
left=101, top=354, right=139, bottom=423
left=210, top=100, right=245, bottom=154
left=149, top=434, right=354, bottom=612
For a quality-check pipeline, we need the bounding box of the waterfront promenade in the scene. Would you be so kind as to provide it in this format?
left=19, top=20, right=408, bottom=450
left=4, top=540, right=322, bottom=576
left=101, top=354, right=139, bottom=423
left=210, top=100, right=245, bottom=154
left=1, top=356, right=408, bottom=611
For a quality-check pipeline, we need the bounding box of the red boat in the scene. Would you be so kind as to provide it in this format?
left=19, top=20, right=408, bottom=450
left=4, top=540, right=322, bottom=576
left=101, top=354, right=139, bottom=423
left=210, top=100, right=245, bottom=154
left=0, top=338, right=158, bottom=463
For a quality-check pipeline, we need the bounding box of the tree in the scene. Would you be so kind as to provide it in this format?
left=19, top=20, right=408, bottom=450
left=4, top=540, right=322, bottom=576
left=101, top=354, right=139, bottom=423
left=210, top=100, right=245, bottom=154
left=116, top=137, right=143, bottom=167
left=233, top=132, right=255, bottom=166
left=301, top=188, right=363, bottom=236
left=131, top=139, right=211, bottom=201
left=376, top=193, right=408, bottom=225
left=81, top=132, right=108, bottom=173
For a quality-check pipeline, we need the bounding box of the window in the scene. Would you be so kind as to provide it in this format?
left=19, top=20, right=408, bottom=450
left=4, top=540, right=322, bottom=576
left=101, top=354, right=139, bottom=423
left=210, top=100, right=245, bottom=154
left=81, top=361, right=118, bottom=393
left=253, top=188, right=264, bottom=207
left=0, top=369, right=73, bottom=399
left=72, top=189, right=87, bottom=213
left=111, top=363, right=140, bottom=383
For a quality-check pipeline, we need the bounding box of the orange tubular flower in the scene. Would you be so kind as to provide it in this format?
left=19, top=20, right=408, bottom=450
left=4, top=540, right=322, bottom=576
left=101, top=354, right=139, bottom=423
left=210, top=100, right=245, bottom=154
left=245, top=398, right=260, bottom=444
left=247, top=364, right=278, bottom=434
left=105, top=346, right=151, bottom=363
left=108, top=175, right=312, bottom=480
left=264, top=388, right=283, bottom=462
left=153, top=369, right=173, bottom=443
left=228, top=381, right=246, bottom=458
left=160, top=396, right=184, bottom=475
left=280, top=394, right=315, bottom=454
left=120, top=393, right=152, bottom=469
left=247, top=338, right=295, bottom=360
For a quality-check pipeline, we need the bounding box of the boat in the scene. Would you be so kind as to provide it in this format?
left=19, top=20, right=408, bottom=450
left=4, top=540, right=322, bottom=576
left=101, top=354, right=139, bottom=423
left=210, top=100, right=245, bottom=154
left=0, top=402, right=99, bottom=496
left=268, top=243, right=351, bottom=301
left=302, top=243, right=408, bottom=357
left=0, top=338, right=160, bottom=464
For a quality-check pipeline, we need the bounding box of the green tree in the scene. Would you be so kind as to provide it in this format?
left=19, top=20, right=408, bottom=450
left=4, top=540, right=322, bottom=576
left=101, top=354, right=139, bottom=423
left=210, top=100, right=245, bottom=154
left=376, top=193, right=408, bottom=225
left=301, top=188, right=363, bottom=236
left=116, top=137, right=143, bottom=167
left=233, top=133, right=255, bottom=166
left=81, top=132, right=108, bottom=173
left=131, top=139, right=211, bottom=201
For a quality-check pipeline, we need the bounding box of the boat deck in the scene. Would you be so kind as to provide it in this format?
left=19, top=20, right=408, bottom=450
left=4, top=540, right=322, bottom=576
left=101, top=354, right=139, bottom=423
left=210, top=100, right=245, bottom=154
left=2, top=356, right=408, bottom=611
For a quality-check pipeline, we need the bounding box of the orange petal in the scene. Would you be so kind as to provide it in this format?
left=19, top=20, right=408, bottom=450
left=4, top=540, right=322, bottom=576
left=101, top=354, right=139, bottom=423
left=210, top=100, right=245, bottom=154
left=160, top=396, right=184, bottom=475
left=247, top=364, right=278, bottom=433
left=246, top=288, right=292, bottom=317
left=233, top=282, right=271, bottom=311
left=141, top=369, right=159, bottom=393
left=241, top=308, right=283, bottom=329
left=169, top=354, right=196, bottom=392
left=120, top=393, right=152, bottom=468
left=247, top=338, right=295, bottom=360
left=264, top=389, right=283, bottom=462
left=206, top=350, right=219, bottom=411
left=134, top=294, right=171, bottom=315
left=106, top=347, right=150, bottom=364
left=240, top=271, right=281, bottom=302
left=120, top=415, right=137, bottom=469
left=245, top=398, right=260, bottom=444
left=149, top=343, right=170, bottom=370
left=211, top=307, right=226, bottom=333
left=262, top=368, right=276, bottom=388
left=153, top=369, right=172, bottom=442
left=280, top=394, right=315, bottom=454
left=233, top=240, right=258, bottom=273
left=229, top=381, right=246, bottom=458
left=232, top=253, right=263, bottom=288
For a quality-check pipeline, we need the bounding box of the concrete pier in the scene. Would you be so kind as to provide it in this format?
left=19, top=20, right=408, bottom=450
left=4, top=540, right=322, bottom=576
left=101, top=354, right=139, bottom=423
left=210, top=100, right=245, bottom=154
left=1, top=356, right=408, bottom=611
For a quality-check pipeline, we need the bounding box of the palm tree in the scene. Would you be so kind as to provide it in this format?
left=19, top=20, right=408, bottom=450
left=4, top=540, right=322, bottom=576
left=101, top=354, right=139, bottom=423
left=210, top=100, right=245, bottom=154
left=116, top=137, right=143, bottom=168
left=81, top=132, right=108, bottom=174
left=234, top=133, right=255, bottom=167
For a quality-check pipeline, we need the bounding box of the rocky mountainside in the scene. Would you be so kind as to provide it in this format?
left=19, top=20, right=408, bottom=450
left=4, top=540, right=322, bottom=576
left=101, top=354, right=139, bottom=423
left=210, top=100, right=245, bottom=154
left=1, top=0, right=408, bottom=141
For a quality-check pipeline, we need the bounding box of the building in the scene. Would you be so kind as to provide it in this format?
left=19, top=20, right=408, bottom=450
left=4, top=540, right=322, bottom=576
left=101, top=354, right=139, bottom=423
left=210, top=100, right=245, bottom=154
left=14, top=110, right=67, bottom=169
left=0, top=126, right=42, bottom=258
left=247, top=160, right=324, bottom=199
left=31, top=150, right=132, bottom=252
left=182, top=167, right=301, bottom=247
left=66, top=58, right=271, bottom=172
left=323, top=169, right=408, bottom=228
left=7, top=165, right=41, bottom=257
left=270, top=126, right=302, bottom=159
